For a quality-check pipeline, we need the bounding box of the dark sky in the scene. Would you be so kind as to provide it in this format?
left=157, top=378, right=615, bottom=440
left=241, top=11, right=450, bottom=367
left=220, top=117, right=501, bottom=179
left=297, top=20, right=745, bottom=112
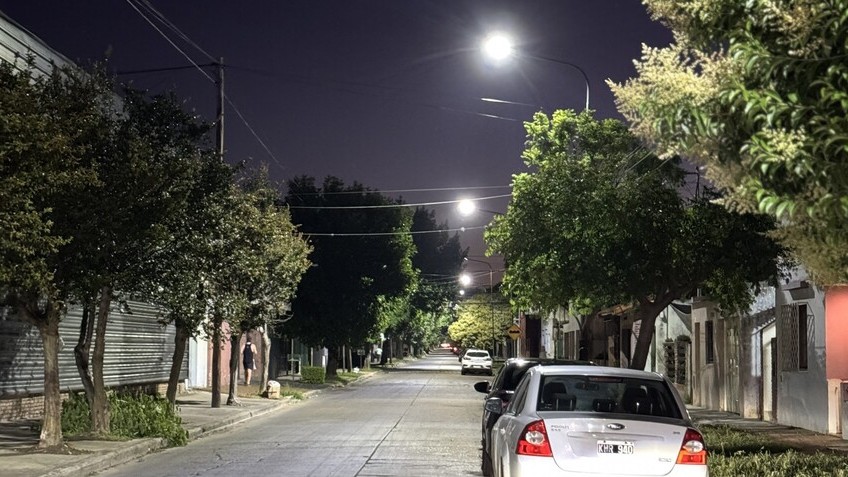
left=1, top=1, right=671, bottom=264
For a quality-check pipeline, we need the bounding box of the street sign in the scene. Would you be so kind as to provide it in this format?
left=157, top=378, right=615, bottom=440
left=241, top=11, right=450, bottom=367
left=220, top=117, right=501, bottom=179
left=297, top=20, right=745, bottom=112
left=507, top=324, right=521, bottom=340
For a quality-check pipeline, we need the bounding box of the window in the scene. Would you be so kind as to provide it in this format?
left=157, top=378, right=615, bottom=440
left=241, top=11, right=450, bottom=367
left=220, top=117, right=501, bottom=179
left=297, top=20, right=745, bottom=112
left=779, top=303, right=809, bottom=371
left=798, top=304, right=808, bottom=370
left=705, top=321, right=715, bottom=364
left=534, top=375, right=682, bottom=419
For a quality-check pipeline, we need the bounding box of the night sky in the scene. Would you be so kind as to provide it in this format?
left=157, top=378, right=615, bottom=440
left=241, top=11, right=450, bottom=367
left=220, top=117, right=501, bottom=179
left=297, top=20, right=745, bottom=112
left=1, top=1, right=672, bottom=264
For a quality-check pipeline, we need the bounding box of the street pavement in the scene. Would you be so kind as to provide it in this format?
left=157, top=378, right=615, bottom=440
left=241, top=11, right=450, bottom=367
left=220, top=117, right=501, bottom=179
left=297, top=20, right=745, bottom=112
left=2, top=355, right=848, bottom=476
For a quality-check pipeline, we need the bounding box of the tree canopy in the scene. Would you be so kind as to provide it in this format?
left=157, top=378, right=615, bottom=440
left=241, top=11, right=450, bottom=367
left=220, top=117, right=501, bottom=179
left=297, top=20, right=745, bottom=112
left=608, top=0, right=848, bottom=284
left=448, top=293, right=512, bottom=351
left=486, top=110, right=786, bottom=369
left=285, top=176, right=417, bottom=372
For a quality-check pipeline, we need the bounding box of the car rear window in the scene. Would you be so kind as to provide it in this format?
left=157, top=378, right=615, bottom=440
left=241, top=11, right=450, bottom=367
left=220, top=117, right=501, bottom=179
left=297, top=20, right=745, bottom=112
left=536, top=375, right=681, bottom=419
left=466, top=351, right=490, bottom=358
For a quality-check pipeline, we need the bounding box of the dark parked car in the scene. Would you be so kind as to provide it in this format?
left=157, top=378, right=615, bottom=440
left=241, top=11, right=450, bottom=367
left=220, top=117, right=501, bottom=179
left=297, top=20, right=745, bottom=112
left=474, top=358, right=592, bottom=476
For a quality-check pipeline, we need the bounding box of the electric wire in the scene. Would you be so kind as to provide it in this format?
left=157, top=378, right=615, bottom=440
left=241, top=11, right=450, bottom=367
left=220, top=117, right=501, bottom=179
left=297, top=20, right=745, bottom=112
left=303, top=225, right=485, bottom=237
left=288, top=193, right=511, bottom=210
left=125, top=0, right=280, bottom=165
left=135, top=0, right=217, bottom=63
left=291, top=185, right=512, bottom=195
left=124, top=0, right=216, bottom=85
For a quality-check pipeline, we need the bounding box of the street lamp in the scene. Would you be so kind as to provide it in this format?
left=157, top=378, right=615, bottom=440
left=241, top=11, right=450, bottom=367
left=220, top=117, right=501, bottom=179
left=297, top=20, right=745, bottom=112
left=464, top=257, right=496, bottom=357
left=481, top=32, right=591, bottom=111
left=457, top=198, right=503, bottom=217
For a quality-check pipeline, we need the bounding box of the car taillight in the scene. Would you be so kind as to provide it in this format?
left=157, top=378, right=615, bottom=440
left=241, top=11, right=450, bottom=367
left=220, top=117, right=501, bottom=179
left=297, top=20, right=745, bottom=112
left=516, top=420, right=552, bottom=457
left=676, top=428, right=707, bottom=465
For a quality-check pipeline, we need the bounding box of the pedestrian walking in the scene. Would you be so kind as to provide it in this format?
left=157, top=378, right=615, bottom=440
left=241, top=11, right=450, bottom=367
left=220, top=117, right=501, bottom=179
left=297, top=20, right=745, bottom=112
left=243, top=338, right=258, bottom=385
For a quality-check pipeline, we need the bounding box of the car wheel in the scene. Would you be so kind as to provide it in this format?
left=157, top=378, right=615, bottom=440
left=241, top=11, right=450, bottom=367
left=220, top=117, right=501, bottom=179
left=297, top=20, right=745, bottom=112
left=461, top=368, right=467, bottom=375
left=481, top=449, right=493, bottom=476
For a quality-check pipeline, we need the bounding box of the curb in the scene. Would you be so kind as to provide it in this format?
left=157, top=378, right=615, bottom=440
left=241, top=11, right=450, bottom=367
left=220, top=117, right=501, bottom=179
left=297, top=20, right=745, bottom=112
left=41, top=400, right=289, bottom=477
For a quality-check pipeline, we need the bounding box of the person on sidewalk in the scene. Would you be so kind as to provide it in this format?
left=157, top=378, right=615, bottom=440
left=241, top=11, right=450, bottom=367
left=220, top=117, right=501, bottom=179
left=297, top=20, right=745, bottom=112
left=243, top=339, right=258, bottom=385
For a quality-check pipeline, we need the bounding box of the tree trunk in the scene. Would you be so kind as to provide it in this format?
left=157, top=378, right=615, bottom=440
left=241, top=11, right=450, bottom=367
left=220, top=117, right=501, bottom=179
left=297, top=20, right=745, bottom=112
left=226, top=332, right=240, bottom=406
left=73, top=301, right=96, bottom=410
left=347, top=345, right=353, bottom=372
left=211, top=312, right=222, bottom=408
left=259, top=324, right=271, bottom=391
left=17, top=299, right=64, bottom=451
left=166, top=324, right=190, bottom=404
left=91, top=286, right=111, bottom=436
left=629, top=298, right=672, bottom=370
left=326, top=345, right=338, bottom=377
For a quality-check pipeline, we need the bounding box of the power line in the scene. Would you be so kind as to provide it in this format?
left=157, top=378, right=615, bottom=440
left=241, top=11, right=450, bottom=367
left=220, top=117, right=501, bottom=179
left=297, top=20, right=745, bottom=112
left=125, top=0, right=280, bottom=165
left=288, top=194, right=511, bottom=210
left=303, top=225, right=485, bottom=237
left=291, top=185, right=512, bottom=196
left=125, top=0, right=216, bottom=85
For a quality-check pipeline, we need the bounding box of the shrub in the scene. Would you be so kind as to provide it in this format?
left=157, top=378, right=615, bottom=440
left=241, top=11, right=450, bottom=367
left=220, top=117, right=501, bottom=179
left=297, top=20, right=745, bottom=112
left=62, top=391, right=188, bottom=447
left=703, top=425, right=848, bottom=477
left=300, top=366, right=326, bottom=384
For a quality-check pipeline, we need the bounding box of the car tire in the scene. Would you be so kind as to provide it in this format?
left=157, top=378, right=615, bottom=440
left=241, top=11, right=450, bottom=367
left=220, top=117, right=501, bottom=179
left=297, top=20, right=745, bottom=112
left=461, top=368, right=467, bottom=375
left=481, top=449, right=493, bottom=476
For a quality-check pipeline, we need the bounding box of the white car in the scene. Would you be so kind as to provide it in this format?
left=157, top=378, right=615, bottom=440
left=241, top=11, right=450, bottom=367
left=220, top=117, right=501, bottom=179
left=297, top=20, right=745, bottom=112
left=461, top=349, right=493, bottom=375
left=488, top=365, right=708, bottom=477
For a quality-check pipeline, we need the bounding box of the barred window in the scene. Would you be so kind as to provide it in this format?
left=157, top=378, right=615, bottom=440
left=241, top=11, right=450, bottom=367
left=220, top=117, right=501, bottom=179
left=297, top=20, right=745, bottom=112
left=705, top=321, right=715, bottom=364
left=779, top=303, right=809, bottom=371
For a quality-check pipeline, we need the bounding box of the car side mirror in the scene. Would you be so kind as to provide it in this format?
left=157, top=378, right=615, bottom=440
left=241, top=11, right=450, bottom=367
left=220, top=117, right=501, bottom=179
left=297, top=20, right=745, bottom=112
left=474, top=381, right=490, bottom=394
left=485, top=397, right=504, bottom=415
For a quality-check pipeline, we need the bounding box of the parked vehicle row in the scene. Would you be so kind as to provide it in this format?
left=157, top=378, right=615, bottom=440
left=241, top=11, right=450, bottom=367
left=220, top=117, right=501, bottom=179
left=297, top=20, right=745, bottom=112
left=474, top=362, right=708, bottom=477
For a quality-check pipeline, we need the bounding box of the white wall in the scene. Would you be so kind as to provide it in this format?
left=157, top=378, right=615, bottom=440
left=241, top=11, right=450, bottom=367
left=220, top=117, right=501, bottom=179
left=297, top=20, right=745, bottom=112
left=188, top=336, right=208, bottom=388
left=776, top=270, right=829, bottom=433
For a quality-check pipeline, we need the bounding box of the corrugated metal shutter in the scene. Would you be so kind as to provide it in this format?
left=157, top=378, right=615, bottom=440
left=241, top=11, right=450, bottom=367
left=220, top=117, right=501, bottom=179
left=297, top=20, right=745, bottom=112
left=0, top=300, right=188, bottom=397
left=1, top=12, right=74, bottom=76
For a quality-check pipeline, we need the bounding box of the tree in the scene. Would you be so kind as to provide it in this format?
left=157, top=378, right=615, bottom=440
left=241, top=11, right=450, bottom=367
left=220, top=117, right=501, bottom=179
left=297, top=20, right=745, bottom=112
left=220, top=170, right=311, bottom=405
left=0, top=60, right=113, bottom=450
left=57, top=87, right=223, bottom=434
left=486, top=110, right=786, bottom=369
left=390, top=208, right=466, bottom=354
left=285, top=176, right=416, bottom=376
left=608, top=0, right=848, bottom=284
left=448, top=293, right=512, bottom=351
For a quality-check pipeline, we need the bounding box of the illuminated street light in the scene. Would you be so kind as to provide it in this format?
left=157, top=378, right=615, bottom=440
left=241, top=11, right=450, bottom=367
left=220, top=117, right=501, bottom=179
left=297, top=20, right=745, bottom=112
left=481, top=32, right=514, bottom=62
left=457, top=199, right=503, bottom=217
left=481, top=32, right=590, bottom=111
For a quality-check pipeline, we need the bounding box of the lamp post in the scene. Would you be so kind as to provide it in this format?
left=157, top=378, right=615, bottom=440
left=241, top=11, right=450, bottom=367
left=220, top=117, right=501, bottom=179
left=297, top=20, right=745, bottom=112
left=482, top=32, right=591, bottom=111
left=464, top=257, right=496, bottom=357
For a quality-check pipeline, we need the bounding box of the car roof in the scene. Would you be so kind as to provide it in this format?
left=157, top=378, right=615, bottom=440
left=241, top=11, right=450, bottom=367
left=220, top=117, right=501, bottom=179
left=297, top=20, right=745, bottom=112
left=532, top=365, right=665, bottom=381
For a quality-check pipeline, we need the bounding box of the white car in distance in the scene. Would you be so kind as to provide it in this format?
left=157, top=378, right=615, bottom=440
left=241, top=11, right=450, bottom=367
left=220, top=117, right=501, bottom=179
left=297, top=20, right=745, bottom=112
left=461, top=349, right=493, bottom=375
left=488, top=365, right=708, bottom=477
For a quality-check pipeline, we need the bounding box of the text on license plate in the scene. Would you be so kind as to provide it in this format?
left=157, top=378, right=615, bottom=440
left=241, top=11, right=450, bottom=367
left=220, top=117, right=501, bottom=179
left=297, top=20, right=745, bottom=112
left=598, top=440, right=634, bottom=455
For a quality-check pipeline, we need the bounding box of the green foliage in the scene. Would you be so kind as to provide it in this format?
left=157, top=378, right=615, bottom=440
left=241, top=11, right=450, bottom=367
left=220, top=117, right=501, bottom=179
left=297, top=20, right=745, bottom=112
left=399, top=207, right=467, bottom=352
left=279, top=385, right=304, bottom=400
left=447, top=293, right=512, bottom=350
left=486, top=110, right=785, bottom=367
left=300, top=366, right=326, bottom=384
left=285, top=176, right=417, bottom=351
left=702, top=425, right=848, bottom=476
left=62, top=392, right=188, bottom=447
left=610, top=0, right=848, bottom=284
left=0, top=60, right=112, bottom=300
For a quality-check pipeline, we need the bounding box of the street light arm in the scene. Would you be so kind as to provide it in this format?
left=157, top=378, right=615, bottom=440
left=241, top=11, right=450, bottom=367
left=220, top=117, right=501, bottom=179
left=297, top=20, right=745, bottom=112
left=526, top=53, right=591, bottom=111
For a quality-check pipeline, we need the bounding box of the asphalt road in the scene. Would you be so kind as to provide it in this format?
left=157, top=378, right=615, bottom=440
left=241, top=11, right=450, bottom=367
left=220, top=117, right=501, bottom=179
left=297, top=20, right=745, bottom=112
left=98, top=349, right=486, bottom=477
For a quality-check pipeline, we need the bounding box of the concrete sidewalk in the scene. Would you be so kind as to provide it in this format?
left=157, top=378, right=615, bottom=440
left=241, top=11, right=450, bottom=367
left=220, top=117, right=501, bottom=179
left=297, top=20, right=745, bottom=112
left=0, top=388, right=310, bottom=477
left=688, top=405, right=848, bottom=454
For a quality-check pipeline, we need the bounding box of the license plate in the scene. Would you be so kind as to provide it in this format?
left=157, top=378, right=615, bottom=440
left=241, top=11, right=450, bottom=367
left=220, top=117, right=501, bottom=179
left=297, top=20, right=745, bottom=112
left=597, top=440, right=634, bottom=455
